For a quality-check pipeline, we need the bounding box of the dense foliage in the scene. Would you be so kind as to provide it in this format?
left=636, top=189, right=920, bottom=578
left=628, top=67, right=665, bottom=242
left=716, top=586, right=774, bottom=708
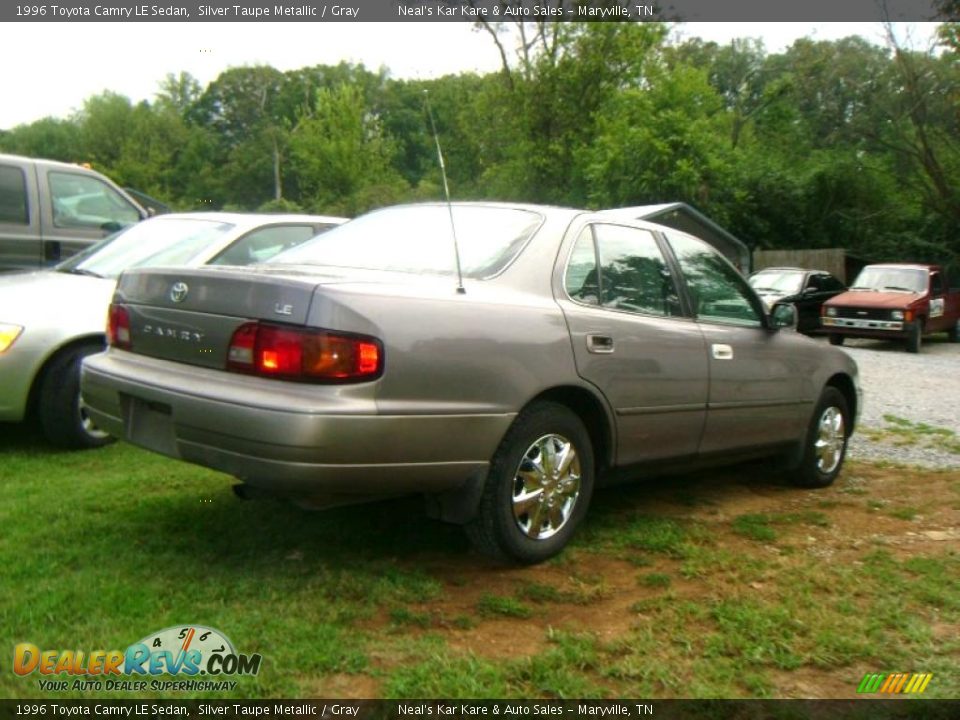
left=2, top=23, right=958, bottom=269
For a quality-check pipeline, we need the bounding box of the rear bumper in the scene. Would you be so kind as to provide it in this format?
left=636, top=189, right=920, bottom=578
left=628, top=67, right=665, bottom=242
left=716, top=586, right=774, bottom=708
left=81, top=350, right=514, bottom=498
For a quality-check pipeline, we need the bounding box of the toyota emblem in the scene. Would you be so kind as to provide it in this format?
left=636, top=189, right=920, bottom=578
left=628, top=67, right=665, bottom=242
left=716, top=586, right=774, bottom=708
left=170, top=282, right=189, bottom=303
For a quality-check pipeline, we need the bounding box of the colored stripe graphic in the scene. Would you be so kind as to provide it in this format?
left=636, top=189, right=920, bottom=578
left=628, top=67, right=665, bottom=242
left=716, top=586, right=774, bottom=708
left=857, top=673, right=886, bottom=693
left=857, top=673, right=932, bottom=694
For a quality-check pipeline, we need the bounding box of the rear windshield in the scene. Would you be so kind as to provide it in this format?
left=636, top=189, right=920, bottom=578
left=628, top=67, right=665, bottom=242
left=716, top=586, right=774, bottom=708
left=57, top=217, right=234, bottom=278
left=269, top=205, right=543, bottom=279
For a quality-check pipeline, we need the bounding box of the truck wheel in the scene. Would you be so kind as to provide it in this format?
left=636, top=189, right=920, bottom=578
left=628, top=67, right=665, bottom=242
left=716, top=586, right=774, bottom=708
left=38, top=344, right=114, bottom=449
left=906, top=321, right=923, bottom=353
left=828, top=335, right=844, bottom=346
left=790, top=387, right=849, bottom=489
left=466, top=401, right=594, bottom=565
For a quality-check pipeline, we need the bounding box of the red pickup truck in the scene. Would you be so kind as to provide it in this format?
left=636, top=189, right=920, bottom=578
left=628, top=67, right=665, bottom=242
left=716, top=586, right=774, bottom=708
left=822, top=264, right=960, bottom=352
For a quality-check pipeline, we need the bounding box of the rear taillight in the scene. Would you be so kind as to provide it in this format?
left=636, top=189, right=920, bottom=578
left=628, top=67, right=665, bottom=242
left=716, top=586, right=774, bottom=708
left=227, top=322, right=383, bottom=382
left=107, top=304, right=132, bottom=349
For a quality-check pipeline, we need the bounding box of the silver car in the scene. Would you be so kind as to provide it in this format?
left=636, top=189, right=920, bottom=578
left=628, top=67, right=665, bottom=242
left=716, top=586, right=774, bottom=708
left=0, top=212, right=345, bottom=448
left=81, top=203, right=860, bottom=563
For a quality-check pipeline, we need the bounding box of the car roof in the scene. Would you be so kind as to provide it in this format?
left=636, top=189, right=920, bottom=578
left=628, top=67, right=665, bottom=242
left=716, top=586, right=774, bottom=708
left=142, top=211, right=348, bottom=228
left=752, top=267, right=830, bottom=274
left=375, top=201, right=696, bottom=242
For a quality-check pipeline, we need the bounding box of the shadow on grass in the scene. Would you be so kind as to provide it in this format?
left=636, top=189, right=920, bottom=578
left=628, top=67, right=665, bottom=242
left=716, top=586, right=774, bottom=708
left=0, top=420, right=48, bottom=451
left=86, top=456, right=796, bottom=575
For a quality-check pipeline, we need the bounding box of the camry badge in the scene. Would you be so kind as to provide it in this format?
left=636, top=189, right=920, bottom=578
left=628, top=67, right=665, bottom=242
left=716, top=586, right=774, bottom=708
left=170, top=282, right=189, bottom=303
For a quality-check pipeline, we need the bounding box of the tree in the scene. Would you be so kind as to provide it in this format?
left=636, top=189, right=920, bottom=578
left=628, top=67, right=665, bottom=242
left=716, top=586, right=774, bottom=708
left=288, top=84, right=408, bottom=215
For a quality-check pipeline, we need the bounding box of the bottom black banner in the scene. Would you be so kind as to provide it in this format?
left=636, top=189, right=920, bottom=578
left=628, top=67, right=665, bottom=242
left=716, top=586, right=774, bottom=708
left=1, top=700, right=959, bottom=720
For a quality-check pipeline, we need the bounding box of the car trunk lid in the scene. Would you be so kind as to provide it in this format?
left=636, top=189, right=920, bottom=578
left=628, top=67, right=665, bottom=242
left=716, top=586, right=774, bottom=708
left=114, top=266, right=332, bottom=369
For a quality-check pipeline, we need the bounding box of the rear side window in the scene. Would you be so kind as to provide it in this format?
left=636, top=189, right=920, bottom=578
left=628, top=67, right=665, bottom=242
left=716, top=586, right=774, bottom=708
left=564, top=224, right=682, bottom=317
left=595, top=224, right=681, bottom=317
left=666, top=231, right=762, bottom=327
left=49, top=171, right=141, bottom=229
left=0, top=165, right=28, bottom=225
left=211, top=225, right=317, bottom=266
left=564, top=228, right=600, bottom=305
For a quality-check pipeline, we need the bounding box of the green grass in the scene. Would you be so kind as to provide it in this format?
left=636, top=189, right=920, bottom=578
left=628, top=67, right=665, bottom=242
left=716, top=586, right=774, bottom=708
left=639, top=573, right=672, bottom=589
left=2, top=427, right=959, bottom=700
left=475, top=594, right=532, bottom=619
left=863, top=416, right=960, bottom=455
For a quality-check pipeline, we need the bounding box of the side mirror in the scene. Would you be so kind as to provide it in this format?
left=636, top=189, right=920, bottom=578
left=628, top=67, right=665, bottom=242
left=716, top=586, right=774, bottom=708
left=769, top=302, right=797, bottom=331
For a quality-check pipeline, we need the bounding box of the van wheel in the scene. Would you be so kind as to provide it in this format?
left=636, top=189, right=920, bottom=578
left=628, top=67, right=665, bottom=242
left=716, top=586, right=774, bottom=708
left=466, top=402, right=594, bottom=565
left=38, top=344, right=114, bottom=449
left=790, top=387, right=849, bottom=489
left=828, top=335, right=844, bottom=346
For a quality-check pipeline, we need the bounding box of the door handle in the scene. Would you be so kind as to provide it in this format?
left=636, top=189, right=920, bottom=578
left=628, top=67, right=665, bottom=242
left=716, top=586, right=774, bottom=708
left=711, top=343, right=734, bottom=360
left=586, top=334, right=615, bottom=354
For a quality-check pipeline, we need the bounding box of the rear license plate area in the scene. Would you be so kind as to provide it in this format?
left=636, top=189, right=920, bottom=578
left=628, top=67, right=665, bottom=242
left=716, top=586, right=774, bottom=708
left=123, top=395, right=178, bottom=457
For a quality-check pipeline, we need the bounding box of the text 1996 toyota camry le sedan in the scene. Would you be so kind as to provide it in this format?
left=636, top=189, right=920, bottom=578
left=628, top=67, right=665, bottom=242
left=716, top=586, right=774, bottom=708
left=81, top=203, right=860, bottom=563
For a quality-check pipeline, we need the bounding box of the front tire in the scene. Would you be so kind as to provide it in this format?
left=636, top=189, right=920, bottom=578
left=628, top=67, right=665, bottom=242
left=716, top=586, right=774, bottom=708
left=906, top=320, right=923, bottom=353
left=790, top=387, right=850, bottom=489
left=828, top=334, right=844, bottom=346
left=466, top=401, right=594, bottom=565
left=38, top=344, right=114, bottom=449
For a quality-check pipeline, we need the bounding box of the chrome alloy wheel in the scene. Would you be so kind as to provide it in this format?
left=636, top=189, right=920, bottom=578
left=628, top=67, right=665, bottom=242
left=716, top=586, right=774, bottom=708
left=814, top=406, right=846, bottom=475
left=511, top=433, right=582, bottom=540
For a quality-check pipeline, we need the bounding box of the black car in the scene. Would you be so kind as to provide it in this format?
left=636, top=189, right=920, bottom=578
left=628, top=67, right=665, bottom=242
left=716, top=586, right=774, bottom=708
left=749, top=267, right=846, bottom=334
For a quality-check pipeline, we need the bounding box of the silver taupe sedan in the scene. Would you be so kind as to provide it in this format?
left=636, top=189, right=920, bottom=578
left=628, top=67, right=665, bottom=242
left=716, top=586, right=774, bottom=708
left=81, top=203, right=860, bottom=563
left=0, top=212, right=344, bottom=448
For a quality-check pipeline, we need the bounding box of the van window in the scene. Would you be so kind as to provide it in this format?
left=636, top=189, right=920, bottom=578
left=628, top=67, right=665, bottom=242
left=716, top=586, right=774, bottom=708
left=48, top=171, right=141, bottom=230
left=931, top=272, right=944, bottom=296
left=0, top=165, right=28, bottom=225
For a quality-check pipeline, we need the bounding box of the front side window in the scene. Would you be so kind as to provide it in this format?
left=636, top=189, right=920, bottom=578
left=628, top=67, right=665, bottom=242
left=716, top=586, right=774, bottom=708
left=931, top=272, right=943, bottom=296
left=48, top=171, right=141, bottom=230
left=0, top=165, right=28, bottom=225
left=821, top=274, right=846, bottom=292
left=666, top=231, right=762, bottom=327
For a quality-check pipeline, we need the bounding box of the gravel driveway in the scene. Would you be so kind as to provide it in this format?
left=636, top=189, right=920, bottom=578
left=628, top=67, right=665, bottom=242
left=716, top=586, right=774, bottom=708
left=824, top=336, right=960, bottom=468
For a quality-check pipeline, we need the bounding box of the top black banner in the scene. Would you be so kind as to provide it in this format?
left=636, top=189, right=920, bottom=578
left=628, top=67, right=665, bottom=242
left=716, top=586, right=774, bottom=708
left=2, top=0, right=957, bottom=23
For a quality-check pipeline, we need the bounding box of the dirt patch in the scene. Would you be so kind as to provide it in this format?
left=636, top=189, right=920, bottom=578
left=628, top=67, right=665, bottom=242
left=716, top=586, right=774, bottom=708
left=348, top=462, right=960, bottom=698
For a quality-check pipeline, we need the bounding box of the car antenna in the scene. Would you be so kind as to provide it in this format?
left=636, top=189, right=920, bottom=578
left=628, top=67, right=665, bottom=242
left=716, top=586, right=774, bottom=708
left=423, top=90, right=466, bottom=295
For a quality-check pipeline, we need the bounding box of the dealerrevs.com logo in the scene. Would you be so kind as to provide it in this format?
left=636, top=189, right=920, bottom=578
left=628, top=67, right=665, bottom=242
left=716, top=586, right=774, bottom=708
left=14, top=625, right=262, bottom=692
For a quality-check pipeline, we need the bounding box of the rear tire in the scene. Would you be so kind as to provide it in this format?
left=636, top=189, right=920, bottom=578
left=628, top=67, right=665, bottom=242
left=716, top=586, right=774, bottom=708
left=38, top=344, right=114, bottom=449
left=790, top=387, right=849, bottom=489
left=828, top=334, right=844, bottom=346
left=948, top=320, right=959, bottom=343
left=466, top=401, right=594, bottom=565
